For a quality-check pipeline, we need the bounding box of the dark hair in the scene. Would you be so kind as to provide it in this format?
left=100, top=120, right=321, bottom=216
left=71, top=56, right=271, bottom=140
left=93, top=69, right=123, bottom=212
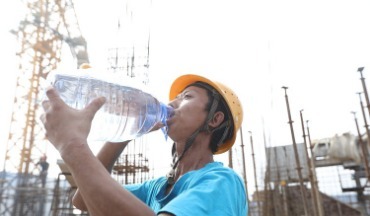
left=189, top=82, right=234, bottom=153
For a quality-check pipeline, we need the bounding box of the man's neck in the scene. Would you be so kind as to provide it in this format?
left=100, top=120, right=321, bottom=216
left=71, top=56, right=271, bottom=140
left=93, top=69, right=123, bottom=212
left=175, top=146, right=214, bottom=177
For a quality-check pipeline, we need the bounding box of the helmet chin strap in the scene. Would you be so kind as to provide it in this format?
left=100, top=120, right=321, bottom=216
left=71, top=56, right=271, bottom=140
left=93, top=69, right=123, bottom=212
left=166, top=129, right=201, bottom=185
left=166, top=84, right=222, bottom=185
left=166, top=121, right=231, bottom=184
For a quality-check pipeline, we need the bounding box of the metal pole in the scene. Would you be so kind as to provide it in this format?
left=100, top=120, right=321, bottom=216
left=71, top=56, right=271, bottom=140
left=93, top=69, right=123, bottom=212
left=352, top=111, right=370, bottom=181
left=357, top=93, right=370, bottom=182
left=239, top=127, right=250, bottom=216
left=299, top=110, right=319, bottom=216
left=273, top=146, right=285, bottom=216
left=358, top=92, right=370, bottom=155
left=358, top=67, right=370, bottom=119
left=306, top=120, right=325, bottom=216
left=262, top=124, right=272, bottom=216
left=282, top=86, right=309, bottom=216
left=249, top=131, right=261, bottom=213
left=228, top=147, right=233, bottom=168
left=240, top=127, right=247, bottom=188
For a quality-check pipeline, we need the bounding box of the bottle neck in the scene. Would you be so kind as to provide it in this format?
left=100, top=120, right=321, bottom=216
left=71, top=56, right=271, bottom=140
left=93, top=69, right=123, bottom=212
left=160, top=102, right=174, bottom=123
left=160, top=102, right=173, bottom=140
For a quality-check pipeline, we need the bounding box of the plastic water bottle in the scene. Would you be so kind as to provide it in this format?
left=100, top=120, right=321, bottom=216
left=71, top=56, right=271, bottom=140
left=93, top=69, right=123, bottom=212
left=45, top=68, right=174, bottom=142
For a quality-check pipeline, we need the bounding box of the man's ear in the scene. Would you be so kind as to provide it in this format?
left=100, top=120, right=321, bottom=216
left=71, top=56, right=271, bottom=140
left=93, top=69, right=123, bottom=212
left=208, top=111, right=225, bottom=128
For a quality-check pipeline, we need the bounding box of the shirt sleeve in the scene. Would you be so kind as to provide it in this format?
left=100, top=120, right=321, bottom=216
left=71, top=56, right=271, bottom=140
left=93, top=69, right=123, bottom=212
left=159, top=169, right=248, bottom=216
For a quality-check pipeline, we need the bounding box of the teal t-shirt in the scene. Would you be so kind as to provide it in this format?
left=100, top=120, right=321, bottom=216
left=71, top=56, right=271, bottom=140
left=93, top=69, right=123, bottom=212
left=124, top=162, right=248, bottom=215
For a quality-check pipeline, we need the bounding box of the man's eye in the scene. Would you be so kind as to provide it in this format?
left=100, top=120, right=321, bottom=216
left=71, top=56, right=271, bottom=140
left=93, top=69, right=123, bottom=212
left=183, top=94, right=191, bottom=99
left=176, top=92, right=192, bottom=99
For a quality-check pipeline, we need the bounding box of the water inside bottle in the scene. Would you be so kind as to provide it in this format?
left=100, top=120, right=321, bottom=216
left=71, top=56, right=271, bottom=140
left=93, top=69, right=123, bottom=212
left=51, top=73, right=170, bottom=142
left=88, top=79, right=151, bottom=141
left=53, top=74, right=80, bottom=106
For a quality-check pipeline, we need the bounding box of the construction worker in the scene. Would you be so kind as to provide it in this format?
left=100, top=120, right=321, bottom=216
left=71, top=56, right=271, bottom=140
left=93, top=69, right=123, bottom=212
left=41, top=74, right=247, bottom=215
left=36, top=154, right=49, bottom=187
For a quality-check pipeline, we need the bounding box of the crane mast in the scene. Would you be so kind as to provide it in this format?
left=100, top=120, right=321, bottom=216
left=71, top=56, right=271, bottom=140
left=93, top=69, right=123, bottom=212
left=0, top=0, right=88, bottom=215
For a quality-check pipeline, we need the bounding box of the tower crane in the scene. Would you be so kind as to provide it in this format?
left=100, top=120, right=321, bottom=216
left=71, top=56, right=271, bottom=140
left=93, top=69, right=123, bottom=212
left=0, top=0, right=88, bottom=215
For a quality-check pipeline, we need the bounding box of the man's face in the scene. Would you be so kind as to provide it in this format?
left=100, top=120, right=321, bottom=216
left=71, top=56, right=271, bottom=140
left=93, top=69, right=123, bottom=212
left=167, top=85, right=209, bottom=143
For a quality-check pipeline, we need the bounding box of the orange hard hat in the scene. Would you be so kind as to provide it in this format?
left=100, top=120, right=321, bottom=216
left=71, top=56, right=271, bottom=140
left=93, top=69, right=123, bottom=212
left=169, top=74, right=243, bottom=154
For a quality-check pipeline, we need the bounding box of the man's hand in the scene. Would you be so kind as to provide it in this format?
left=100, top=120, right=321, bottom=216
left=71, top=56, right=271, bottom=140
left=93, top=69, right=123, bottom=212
left=40, top=86, right=106, bottom=154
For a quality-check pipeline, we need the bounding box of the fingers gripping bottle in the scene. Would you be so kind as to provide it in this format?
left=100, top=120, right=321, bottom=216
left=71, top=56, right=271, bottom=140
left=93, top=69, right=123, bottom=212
left=45, top=66, right=174, bottom=142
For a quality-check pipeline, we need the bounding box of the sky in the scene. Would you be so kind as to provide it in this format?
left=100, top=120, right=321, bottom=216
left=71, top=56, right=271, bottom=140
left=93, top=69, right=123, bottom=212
left=1, top=0, right=370, bottom=196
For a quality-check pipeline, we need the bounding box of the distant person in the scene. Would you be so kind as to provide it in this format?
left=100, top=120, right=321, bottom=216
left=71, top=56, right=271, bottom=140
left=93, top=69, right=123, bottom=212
left=40, top=73, right=247, bottom=215
left=36, top=154, right=49, bottom=187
